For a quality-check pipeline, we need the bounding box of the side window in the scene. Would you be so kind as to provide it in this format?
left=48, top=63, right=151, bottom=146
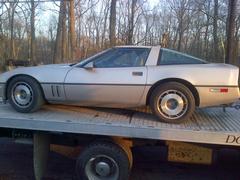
left=158, top=48, right=206, bottom=65
left=92, top=48, right=150, bottom=68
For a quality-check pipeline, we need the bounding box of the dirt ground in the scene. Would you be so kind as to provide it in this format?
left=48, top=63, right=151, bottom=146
left=0, top=138, right=239, bottom=180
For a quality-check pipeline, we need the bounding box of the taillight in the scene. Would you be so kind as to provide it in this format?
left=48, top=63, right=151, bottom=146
left=210, top=88, right=228, bottom=93
left=220, top=88, right=228, bottom=93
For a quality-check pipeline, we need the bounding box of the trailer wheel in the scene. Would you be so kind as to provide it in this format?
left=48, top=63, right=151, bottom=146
left=76, top=141, right=130, bottom=180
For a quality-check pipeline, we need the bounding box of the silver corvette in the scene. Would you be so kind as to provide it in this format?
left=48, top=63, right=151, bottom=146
left=0, top=46, right=239, bottom=123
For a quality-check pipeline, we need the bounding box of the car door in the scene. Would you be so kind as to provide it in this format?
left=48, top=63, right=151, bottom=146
left=64, top=47, right=150, bottom=108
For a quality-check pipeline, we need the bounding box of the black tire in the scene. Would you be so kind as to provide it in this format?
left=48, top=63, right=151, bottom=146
left=7, top=76, right=45, bottom=113
left=150, top=82, right=195, bottom=124
left=76, top=141, right=130, bottom=180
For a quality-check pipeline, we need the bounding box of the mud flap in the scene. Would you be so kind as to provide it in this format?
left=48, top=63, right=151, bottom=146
left=33, top=133, right=50, bottom=180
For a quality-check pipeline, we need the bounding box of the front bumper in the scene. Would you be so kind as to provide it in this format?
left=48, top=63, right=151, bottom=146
left=0, top=83, right=6, bottom=103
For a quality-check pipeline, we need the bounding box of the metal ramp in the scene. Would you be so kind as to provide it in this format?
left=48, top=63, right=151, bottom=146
left=0, top=104, right=240, bottom=146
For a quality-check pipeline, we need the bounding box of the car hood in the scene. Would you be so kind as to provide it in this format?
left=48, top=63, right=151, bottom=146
left=0, top=63, right=73, bottom=83
left=38, top=63, right=72, bottom=68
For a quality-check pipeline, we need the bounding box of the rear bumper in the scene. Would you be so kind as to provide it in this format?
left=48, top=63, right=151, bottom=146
left=196, top=86, right=240, bottom=107
left=0, top=83, right=6, bottom=103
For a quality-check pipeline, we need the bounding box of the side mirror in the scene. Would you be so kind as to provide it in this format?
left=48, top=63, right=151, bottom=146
left=84, top=61, right=94, bottom=70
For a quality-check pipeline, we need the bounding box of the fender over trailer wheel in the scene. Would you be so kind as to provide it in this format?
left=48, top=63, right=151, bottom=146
left=76, top=141, right=130, bottom=180
left=112, top=137, right=133, bottom=170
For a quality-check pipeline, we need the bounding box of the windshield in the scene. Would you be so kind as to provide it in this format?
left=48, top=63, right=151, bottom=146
left=76, top=49, right=111, bottom=67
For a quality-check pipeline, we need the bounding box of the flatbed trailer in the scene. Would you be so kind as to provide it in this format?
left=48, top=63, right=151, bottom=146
left=0, top=103, right=240, bottom=179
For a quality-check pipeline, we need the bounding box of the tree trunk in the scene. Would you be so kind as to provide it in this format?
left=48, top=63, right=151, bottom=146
left=61, top=1, right=67, bottom=62
left=53, top=0, right=66, bottom=64
left=204, top=0, right=210, bottom=60
left=30, top=0, right=36, bottom=65
left=177, top=21, right=183, bottom=51
left=127, top=0, right=137, bottom=45
left=176, top=0, right=186, bottom=52
left=9, top=3, right=16, bottom=59
left=213, top=0, right=219, bottom=62
left=225, top=0, right=237, bottom=64
left=102, top=3, right=110, bottom=49
left=69, top=0, right=76, bottom=61
left=109, top=0, right=117, bottom=46
left=233, top=15, right=240, bottom=65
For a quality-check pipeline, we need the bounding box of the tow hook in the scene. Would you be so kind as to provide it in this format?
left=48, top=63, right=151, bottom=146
left=222, top=103, right=240, bottom=112
left=234, top=104, right=240, bottom=110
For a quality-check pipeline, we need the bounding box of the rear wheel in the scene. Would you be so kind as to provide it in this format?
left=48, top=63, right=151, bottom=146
left=150, top=82, right=195, bottom=123
left=7, top=76, right=45, bottom=113
left=76, top=141, right=130, bottom=180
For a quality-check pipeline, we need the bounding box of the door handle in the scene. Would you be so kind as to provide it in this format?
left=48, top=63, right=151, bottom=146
left=132, top=72, right=143, bottom=76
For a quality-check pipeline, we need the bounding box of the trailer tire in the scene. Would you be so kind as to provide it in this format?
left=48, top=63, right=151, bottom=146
left=76, top=141, right=130, bottom=180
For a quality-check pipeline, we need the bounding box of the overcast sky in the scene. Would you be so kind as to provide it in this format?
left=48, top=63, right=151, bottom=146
left=36, top=0, right=160, bottom=34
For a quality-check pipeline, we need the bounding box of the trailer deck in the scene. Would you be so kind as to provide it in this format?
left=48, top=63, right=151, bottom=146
left=0, top=103, right=240, bottom=146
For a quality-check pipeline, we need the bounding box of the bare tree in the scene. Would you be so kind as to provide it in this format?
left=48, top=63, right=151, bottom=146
left=127, top=0, right=137, bottom=45
left=170, top=0, right=191, bottom=51
left=69, top=0, right=76, bottom=61
left=109, top=0, right=117, bottom=46
left=225, top=0, right=238, bottom=64
left=53, top=0, right=67, bottom=64
left=5, top=1, right=18, bottom=59
left=204, top=0, right=211, bottom=59
left=213, top=0, right=219, bottom=62
left=30, top=0, right=36, bottom=65
left=61, top=1, right=67, bottom=62
left=0, top=0, right=239, bottom=67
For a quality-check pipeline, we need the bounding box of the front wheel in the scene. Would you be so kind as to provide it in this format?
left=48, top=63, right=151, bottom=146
left=150, top=82, right=195, bottom=123
left=7, top=76, right=45, bottom=113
